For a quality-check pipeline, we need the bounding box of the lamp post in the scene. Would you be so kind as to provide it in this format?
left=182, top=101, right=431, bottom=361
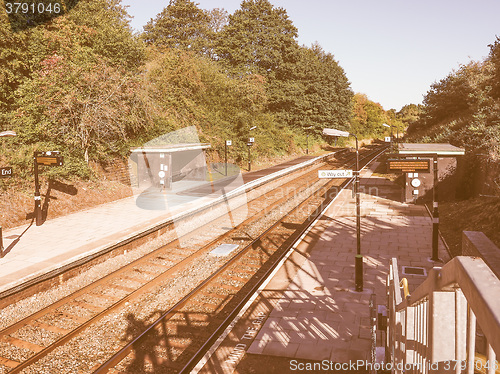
left=326, top=128, right=363, bottom=292
left=382, top=123, right=392, bottom=149
left=248, top=126, right=257, bottom=171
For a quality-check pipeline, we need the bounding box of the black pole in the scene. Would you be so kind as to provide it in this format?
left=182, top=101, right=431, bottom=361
left=0, top=226, right=3, bottom=254
left=248, top=145, right=251, bottom=172
left=306, top=134, right=309, bottom=155
left=431, top=155, right=440, bottom=261
left=390, top=125, right=393, bottom=149
left=34, top=152, right=42, bottom=226
left=353, top=135, right=363, bottom=292
left=225, top=142, right=228, bottom=176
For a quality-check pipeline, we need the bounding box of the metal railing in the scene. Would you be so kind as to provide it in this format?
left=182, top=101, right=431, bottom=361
left=387, top=256, right=500, bottom=374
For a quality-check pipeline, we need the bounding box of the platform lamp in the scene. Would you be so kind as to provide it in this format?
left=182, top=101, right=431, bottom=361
left=328, top=129, right=363, bottom=292
left=248, top=126, right=257, bottom=171
left=0, top=131, right=17, bottom=137
left=0, top=130, right=16, bottom=253
left=382, top=123, right=392, bottom=149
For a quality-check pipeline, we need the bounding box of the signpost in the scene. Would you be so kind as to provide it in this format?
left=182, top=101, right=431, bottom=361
left=318, top=169, right=353, bottom=178
left=322, top=128, right=363, bottom=291
left=34, top=151, right=63, bottom=226
left=225, top=140, right=232, bottom=176
left=0, top=167, right=13, bottom=178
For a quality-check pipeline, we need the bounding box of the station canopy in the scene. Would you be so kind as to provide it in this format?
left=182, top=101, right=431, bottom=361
left=130, top=143, right=211, bottom=154
left=395, top=143, right=465, bottom=157
left=322, top=128, right=350, bottom=137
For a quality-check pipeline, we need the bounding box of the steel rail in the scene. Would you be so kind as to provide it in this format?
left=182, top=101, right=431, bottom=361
left=179, top=145, right=388, bottom=374
left=0, top=148, right=354, bottom=372
left=93, top=145, right=387, bottom=374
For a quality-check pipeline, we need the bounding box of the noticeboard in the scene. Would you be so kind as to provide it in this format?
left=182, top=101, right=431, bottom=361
left=387, top=159, right=430, bottom=173
left=36, top=155, right=64, bottom=166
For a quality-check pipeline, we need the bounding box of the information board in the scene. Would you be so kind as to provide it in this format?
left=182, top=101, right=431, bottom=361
left=387, top=159, right=430, bottom=173
left=36, top=155, right=64, bottom=166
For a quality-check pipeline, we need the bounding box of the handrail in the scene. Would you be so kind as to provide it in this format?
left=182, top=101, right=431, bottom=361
left=395, top=256, right=500, bottom=355
left=399, top=278, right=409, bottom=299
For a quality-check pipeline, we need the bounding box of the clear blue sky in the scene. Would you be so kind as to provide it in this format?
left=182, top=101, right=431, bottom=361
left=121, top=0, right=500, bottom=111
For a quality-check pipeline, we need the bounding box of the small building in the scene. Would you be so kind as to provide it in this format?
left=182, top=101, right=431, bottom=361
left=389, top=143, right=465, bottom=203
left=129, top=143, right=211, bottom=190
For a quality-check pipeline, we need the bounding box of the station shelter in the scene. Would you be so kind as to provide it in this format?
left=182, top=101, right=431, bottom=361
left=388, top=143, right=465, bottom=203
left=129, top=143, right=211, bottom=190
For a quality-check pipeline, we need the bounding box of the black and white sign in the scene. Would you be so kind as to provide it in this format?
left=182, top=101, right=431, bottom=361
left=318, top=169, right=353, bottom=178
left=0, top=167, right=12, bottom=178
left=226, top=140, right=232, bottom=146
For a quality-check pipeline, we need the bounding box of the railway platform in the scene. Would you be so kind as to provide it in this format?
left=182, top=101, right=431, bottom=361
left=0, top=155, right=317, bottom=300
left=195, top=158, right=452, bottom=373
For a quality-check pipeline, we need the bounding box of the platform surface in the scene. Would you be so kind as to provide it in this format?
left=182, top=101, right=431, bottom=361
left=0, top=155, right=318, bottom=296
left=245, top=160, right=451, bottom=364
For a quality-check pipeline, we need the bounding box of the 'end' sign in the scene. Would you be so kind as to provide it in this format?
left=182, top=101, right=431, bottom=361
left=0, top=167, right=12, bottom=178
left=318, top=169, right=353, bottom=178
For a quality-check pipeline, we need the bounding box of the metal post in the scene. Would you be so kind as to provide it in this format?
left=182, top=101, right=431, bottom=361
left=225, top=142, right=228, bottom=176
left=390, top=125, right=393, bottom=150
left=34, top=152, right=42, bottom=226
left=354, top=135, right=363, bottom=291
left=431, top=155, right=440, bottom=261
left=306, top=134, right=309, bottom=155
left=248, top=144, right=251, bottom=172
left=0, top=226, right=3, bottom=254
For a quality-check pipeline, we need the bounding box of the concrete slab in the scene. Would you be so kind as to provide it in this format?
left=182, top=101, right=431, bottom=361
left=248, top=158, right=451, bottom=363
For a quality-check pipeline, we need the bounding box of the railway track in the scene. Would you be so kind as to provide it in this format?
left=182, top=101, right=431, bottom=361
left=0, top=145, right=386, bottom=374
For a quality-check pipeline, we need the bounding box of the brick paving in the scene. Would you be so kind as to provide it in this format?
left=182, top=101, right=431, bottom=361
left=247, top=160, right=451, bottom=363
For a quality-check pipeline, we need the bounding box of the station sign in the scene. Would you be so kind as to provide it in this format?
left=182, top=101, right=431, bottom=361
left=387, top=159, right=430, bottom=173
left=226, top=140, right=232, bottom=146
left=385, top=137, right=391, bottom=143
left=318, top=169, right=353, bottom=178
left=35, top=152, right=64, bottom=166
left=249, top=137, right=255, bottom=143
left=0, top=167, right=13, bottom=178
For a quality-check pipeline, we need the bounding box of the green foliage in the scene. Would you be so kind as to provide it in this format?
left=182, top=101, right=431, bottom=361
left=12, top=53, right=146, bottom=165
left=2, top=0, right=356, bottom=186
left=216, top=0, right=298, bottom=77
left=406, top=39, right=500, bottom=160
left=349, top=93, right=401, bottom=139
left=284, top=44, right=353, bottom=135
left=143, top=0, right=212, bottom=55
left=488, top=37, right=500, bottom=99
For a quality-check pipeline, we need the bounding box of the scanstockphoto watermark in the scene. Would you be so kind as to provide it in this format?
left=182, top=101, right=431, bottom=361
left=289, top=359, right=498, bottom=372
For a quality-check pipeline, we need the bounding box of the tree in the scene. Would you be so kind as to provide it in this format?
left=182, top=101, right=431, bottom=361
left=285, top=43, right=352, bottom=134
left=487, top=36, right=500, bottom=99
left=13, top=53, right=145, bottom=165
left=216, top=0, right=298, bottom=77
left=0, top=12, right=29, bottom=117
left=215, top=0, right=302, bottom=129
left=350, top=93, right=395, bottom=138
left=143, top=0, right=212, bottom=54
left=207, top=8, right=229, bottom=33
